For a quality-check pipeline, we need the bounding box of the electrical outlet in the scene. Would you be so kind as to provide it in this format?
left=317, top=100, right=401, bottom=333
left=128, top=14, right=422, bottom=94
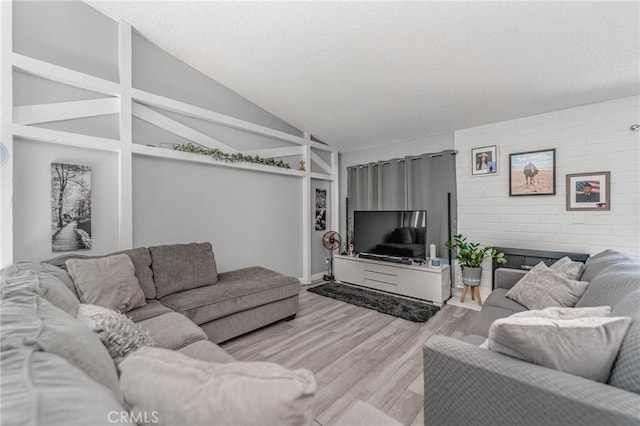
left=573, top=212, right=585, bottom=224
left=325, top=257, right=330, bottom=264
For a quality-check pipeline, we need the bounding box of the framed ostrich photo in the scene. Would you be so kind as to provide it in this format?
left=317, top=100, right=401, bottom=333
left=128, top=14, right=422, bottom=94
left=51, top=163, right=92, bottom=251
left=509, top=149, right=556, bottom=196
left=566, top=171, right=610, bottom=211
left=471, top=145, right=498, bottom=176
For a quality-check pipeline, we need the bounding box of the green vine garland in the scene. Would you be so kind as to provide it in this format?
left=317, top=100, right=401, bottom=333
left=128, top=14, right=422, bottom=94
left=174, top=143, right=291, bottom=169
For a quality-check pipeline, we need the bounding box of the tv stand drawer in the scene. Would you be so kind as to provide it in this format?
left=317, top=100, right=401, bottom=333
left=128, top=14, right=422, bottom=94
left=364, top=269, right=397, bottom=285
left=363, top=278, right=397, bottom=294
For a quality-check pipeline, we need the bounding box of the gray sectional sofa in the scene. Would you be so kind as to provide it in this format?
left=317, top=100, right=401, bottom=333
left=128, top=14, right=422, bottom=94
left=423, top=249, right=640, bottom=426
left=1, top=242, right=300, bottom=424
left=44, top=242, right=300, bottom=343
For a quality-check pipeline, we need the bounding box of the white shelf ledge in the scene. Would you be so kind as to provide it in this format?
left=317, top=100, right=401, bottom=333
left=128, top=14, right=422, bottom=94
left=131, top=144, right=307, bottom=178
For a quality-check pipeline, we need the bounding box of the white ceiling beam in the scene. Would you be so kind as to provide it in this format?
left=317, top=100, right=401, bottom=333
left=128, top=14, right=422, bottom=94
left=12, top=52, right=121, bottom=96
left=132, top=102, right=238, bottom=153
left=241, top=146, right=303, bottom=158
left=310, top=150, right=332, bottom=174
left=12, top=124, right=120, bottom=152
left=133, top=88, right=337, bottom=153
left=13, top=98, right=119, bottom=125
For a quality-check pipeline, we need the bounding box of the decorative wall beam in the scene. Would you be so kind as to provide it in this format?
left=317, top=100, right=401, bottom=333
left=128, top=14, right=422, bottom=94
left=241, top=146, right=303, bottom=158
left=12, top=124, right=120, bottom=152
left=311, top=150, right=332, bottom=174
left=132, top=102, right=238, bottom=153
left=133, top=88, right=337, bottom=153
left=12, top=52, right=121, bottom=96
left=118, top=21, right=133, bottom=250
left=13, top=98, right=119, bottom=125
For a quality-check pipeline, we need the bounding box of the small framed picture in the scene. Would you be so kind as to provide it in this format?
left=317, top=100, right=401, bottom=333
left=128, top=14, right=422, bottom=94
left=471, top=145, right=498, bottom=176
left=509, top=148, right=556, bottom=196
left=566, top=172, right=610, bottom=211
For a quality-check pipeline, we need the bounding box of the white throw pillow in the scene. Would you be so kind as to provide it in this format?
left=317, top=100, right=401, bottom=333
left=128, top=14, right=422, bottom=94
left=66, top=254, right=146, bottom=312
left=549, top=256, right=585, bottom=280
left=505, top=262, right=589, bottom=310
left=118, top=346, right=317, bottom=426
left=77, top=304, right=154, bottom=361
left=485, top=306, right=631, bottom=382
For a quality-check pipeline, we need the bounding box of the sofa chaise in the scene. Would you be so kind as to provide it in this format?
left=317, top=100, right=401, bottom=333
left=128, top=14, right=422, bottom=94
left=423, top=249, right=640, bottom=426
left=1, top=242, right=306, bottom=424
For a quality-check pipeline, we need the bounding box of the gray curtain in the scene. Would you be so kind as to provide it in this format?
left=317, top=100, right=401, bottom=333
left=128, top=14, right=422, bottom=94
left=347, top=150, right=457, bottom=260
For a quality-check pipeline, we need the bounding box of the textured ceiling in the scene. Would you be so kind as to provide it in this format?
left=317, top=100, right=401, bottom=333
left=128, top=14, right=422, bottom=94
left=88, top=1, right=639, bottom=153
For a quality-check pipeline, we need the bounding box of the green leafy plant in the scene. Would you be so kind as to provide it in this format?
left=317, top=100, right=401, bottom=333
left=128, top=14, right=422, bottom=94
left=174, top=143, right=291, bottom=169
left=445, top=234, right=506, bottom=268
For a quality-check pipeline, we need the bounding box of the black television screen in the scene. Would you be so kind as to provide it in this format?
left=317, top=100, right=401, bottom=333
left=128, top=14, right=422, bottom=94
left=353, top=210, right=427, bottom=259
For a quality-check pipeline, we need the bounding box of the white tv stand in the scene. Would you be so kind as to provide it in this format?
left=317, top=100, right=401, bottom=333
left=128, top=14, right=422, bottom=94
left=334, top=254, right=451, bottom=306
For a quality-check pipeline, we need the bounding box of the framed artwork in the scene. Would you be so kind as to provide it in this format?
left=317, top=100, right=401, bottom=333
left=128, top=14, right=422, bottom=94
left=566, top=171, right=610, bottom=211
left=471, top=145, right=498, bottom=176
left=51, top=163, right=92, bottom=251
left=509, top=149, right=556, bottom=196
left=315, top=188, right=327, bottom=230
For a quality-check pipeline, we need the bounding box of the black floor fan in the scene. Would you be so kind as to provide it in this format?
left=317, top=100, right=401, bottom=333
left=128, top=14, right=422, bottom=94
left=322, top=231, right=342, bottom=282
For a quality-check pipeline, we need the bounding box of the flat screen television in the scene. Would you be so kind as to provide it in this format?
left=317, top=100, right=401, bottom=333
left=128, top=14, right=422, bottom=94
left=353, top=210, right=427, bottom=259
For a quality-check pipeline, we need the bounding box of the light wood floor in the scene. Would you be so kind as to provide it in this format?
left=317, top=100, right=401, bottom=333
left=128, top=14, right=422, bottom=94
left=220, top=285, right=477, bottom=426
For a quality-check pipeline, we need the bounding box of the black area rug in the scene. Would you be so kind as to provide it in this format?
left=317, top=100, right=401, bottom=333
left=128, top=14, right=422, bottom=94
left=308, top=283, right=440, bottom=322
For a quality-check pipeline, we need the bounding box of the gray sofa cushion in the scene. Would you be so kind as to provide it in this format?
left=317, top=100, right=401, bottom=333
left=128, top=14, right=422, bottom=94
left=45, top=247, right=156, bottom=299
left=1, top=265, right=121, bottom=399
left=609, top=289, right=640, bottom=394
left=483, top=288, right=528, bottom=313
left=178, top=340, right=236, bottom=363
left=576, top=263, right=640, bottom=308
left=150, top=242, right=218, bottom=298
left=465, top=306, right=519, bottom=338
left=137, top=312, right=207, bottom=350
left=66, top=255, right=147, bottom=313
left=159, top=266, right=299, bottom=325
left=1, top=348, right=133, bottom=426
left=580, top=249, right=640, bottom=283
left=505, top=262, right=588, bottom=310
left=127, top=300, right=173, bottom=322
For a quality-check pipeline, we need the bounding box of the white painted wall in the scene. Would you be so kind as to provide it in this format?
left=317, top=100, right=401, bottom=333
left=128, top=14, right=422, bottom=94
left=455, top=95, right=640, bottom=290
left=339, top=133, right=455, bottom=239
left=12, top=139, right=120, bottom=261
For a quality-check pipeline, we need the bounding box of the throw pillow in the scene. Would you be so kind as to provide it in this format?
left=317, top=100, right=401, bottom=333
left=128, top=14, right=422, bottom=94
left=118, top=346, right=317, bottom=426
left=485, top=307, right=631, bottom=382
left=505, top=262, right=589, bottom=310
left=77, top=304, right=155, bottom=361
left=66, top=254, right=146, bottom=313
left=549, top=256, right=585, bottom=280
left=149, top=242, right=218, bottom=299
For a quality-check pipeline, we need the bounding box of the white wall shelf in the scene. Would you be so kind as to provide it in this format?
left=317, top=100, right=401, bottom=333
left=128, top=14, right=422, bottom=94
left=131, top=144, right=307, bottom=178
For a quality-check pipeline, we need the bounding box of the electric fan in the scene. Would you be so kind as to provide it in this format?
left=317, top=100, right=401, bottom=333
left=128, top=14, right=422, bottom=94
left=322, top=231, right=342, bottom=281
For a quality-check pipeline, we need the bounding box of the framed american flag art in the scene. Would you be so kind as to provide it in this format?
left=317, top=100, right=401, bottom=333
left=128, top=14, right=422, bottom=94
left=566, top=171, right=610, bottom=211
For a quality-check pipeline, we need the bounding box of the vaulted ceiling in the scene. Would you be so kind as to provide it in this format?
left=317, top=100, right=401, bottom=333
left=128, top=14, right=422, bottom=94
left=88, top=1, right=639, bottom=153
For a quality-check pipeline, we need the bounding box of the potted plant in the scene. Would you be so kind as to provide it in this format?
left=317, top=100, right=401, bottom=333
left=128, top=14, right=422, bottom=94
left=445, top=234, right=506, bottom=286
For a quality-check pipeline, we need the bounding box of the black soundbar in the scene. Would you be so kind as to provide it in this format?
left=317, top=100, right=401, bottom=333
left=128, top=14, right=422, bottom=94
left=358, top=253, right=413, bottom=265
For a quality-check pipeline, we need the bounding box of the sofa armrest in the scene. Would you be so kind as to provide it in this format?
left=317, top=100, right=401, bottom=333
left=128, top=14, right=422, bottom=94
left=423, top=335, right=640, bottom=426
left=494, top=268, right=527, bottom=290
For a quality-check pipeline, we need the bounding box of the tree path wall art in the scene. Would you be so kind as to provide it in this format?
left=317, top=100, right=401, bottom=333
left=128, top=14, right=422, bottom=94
left=51, top=162, right=92, bottom=251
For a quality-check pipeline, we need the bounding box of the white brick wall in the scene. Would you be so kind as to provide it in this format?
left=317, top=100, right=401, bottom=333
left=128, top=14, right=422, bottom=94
left=454, top=95, right=640, bottom=290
